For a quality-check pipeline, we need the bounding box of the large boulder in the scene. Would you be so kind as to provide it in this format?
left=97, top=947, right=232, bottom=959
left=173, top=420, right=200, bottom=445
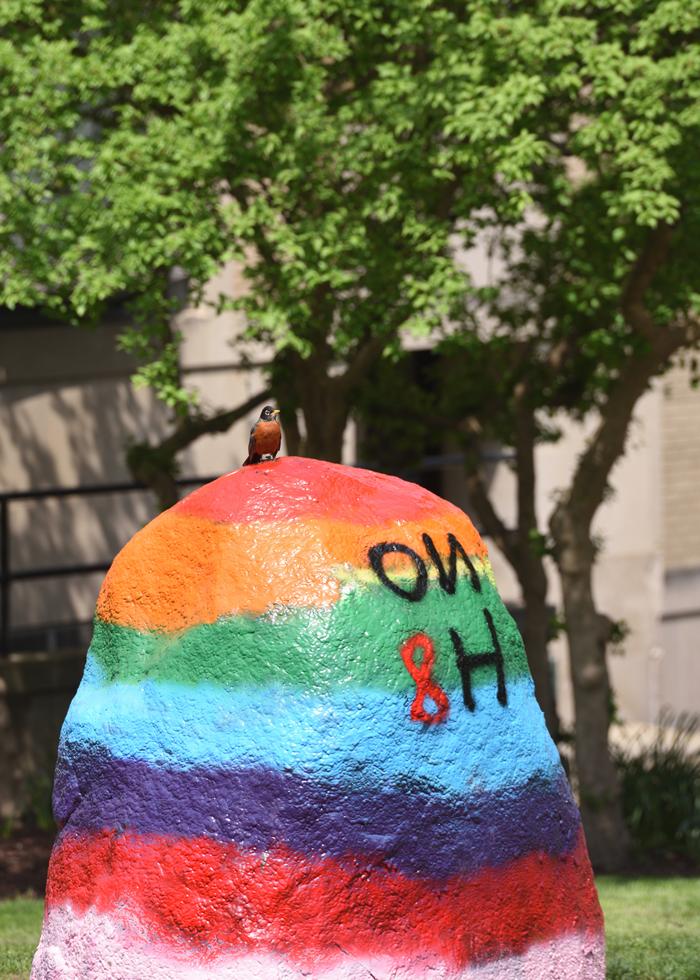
left=32, top=456, right=604, bottom=979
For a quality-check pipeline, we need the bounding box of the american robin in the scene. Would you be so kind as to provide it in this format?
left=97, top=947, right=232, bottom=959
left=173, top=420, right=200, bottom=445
left=243, top=406, right=282, bottom=465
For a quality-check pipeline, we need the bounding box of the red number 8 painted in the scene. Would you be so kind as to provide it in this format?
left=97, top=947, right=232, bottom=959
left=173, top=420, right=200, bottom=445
left=400, top=632, right=450, bottom=724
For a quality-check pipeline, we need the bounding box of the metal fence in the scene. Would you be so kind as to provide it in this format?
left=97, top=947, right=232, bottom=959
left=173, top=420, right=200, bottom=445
left=0, top=477, right=216, bottom=657
left=0, top=452, right=517, bottom=658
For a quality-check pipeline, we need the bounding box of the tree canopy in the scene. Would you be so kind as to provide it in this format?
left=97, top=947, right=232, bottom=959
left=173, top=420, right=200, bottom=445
left=1, top=0, right=552, bottom=452
left=3, top=1, right=697, bottom=445
left=352, top=1, right=700, bottom=868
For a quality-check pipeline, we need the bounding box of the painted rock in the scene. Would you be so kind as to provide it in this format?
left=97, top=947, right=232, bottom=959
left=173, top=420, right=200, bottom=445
left=32, top=457, right=604, bottom=979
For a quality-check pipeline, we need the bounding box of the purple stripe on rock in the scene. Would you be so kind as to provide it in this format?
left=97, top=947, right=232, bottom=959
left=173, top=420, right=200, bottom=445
left=54, top=744, right=580, bottom=880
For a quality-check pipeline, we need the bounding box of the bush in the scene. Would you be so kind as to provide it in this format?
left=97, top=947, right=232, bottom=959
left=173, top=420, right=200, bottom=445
left=614, top=710, right=700, bottom=868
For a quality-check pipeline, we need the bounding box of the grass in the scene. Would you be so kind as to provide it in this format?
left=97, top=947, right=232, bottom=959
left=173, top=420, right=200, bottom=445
left=0, top=878, right=698, bottom=979
left=599, top=876, right=700, bottom=980
left=0, top=898, right=43, bottom=980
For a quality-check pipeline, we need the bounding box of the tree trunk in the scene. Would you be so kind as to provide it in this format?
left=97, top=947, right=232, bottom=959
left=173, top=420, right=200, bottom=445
left=547, top=224, right=684, bottom=869
left=466, top=465, right=558, bottom=737
left=521, top=575, right=559, bottom=742
left=461, top=391, right=560, bottom=742
left=549, top=337, right=686, bottom=869
left=511, top=388, right=560, bottom=740
left=302, top=418, right=346, bottom=462
left=288, top=336, right=386, bottom=463
left=296, top=377, right=348, bottom=462
left=550, top=507, right=628, bottom=870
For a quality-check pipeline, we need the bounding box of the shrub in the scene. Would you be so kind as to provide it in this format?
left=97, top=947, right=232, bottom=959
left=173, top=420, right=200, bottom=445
left=613, top=710, right=700, bottom=868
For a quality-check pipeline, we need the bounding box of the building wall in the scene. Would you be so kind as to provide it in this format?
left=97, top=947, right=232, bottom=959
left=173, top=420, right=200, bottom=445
left=0, top=298, right=269, bottom=639
left=1, top=319, right=163, bottom=634
left=662, top=362, right=700, bottom=570
left=479, top=387, right=666, bottom=728
left=659, top=362, right=700, bottom=719
left=175, top=261, right=270, bottom=477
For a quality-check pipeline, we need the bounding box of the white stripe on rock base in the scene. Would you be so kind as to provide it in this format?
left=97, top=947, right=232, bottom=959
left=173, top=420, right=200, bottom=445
left=31, top=906, right=605, bottom=980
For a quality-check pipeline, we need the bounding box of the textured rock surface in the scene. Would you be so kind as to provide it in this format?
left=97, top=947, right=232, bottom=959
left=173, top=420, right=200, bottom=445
left=32, top=457, right=604, bottom=978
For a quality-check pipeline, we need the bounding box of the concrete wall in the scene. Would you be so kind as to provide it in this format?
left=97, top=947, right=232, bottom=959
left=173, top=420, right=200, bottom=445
left=662, top=362, right=700, bottom=570
left=0, top=296, right=270, bottom=639
left=1, top=319, right=165, bottom=635
left=478, top=377, right=700, bottom=729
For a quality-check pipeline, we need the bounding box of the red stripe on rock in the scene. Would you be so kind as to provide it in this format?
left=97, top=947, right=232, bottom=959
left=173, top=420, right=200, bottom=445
left=46, top=829, right=602, bottom=971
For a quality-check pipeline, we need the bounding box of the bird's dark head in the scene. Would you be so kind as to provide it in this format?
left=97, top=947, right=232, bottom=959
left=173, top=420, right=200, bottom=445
left=260, top=405, right=281, bottom=422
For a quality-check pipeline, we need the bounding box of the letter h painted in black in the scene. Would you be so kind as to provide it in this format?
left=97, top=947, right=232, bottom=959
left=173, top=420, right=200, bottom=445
left=450, top=608, right=507, bottom=712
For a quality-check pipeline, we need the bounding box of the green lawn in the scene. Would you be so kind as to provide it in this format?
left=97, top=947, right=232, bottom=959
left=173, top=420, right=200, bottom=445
left=599, top=876, right=700, bottom=980
left=0, top=898, right=43, bottom=980
left=1, top=878, right=698, bottom=979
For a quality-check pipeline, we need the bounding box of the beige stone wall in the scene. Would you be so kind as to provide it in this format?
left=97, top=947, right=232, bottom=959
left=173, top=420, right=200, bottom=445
left=0, top=304, right=269, bottom=635
left=661, top=362, right=700, bottom=571
left=484, top=388, right=666, bottom=727
left=1, top=318, right=165, bottom=631
left=1, top=273, right=350, bottom=638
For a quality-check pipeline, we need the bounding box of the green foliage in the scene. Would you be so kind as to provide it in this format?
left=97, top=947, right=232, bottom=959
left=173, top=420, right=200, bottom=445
left=0, top=0, right=549, bottom=410
left=437, top=0, right=700, bottom=449
left=4, top=1, right=697, bottom=428
left=614, top=712, right=700, bottom=867
left=354, top=351, right=440, bottom=472
left=20, top=775, right=55, bottom=835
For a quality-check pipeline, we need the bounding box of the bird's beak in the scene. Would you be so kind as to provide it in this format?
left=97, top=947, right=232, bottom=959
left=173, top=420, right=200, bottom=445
left=272, top=409, right=281, bottom=417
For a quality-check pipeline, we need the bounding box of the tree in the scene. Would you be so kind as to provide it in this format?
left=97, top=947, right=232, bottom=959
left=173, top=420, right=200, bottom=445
left=438, top=4, right=700, bottom=869
left=357, top=2, right=700, bottom=871
left=439, top=341, right=564, bottom=747
left=0, top=0, right=550, bottom=467
left=2, top=0, right=699, bottom=870
left=354, top=345, right=563, bottom=744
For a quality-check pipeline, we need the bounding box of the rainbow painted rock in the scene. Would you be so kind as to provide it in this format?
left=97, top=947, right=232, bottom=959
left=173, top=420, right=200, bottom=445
left=32, top=457, right=604, bottom=979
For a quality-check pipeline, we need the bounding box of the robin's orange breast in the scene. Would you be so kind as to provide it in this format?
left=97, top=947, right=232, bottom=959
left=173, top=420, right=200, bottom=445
left=254, top=420, right=281, bottom=455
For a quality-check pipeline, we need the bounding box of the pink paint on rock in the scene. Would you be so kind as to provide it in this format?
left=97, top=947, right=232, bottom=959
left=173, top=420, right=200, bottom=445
left=174, top=455, right=469, bottom=526
left=33, top=907, right=605, bottom=980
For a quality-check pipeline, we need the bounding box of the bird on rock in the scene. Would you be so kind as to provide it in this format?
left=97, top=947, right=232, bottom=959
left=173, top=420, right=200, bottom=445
left=243, top=405, right=282, bottom=465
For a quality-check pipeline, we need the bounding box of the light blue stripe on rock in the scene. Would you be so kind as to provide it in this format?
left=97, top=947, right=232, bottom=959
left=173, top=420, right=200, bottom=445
left=59, top=654, right=560, bottom=799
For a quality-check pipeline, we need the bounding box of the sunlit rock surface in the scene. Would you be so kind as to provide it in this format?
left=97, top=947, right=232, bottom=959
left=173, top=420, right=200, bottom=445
left=32, top=456, right=604, bottom=979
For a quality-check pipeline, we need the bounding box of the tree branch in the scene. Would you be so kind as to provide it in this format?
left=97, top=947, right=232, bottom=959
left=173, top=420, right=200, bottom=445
left=552, top=225, right=690, bottom=540
left=161, top=387, right=272, bottom=456
left=127, top=387, right=271, bottom=510
left=621, top=223, right=675, bottom=342
left=460, top=427, right=517, bottom=564
left=513, top=381, right=538, bottom=542
left=336, top=335, right=386, bottom=396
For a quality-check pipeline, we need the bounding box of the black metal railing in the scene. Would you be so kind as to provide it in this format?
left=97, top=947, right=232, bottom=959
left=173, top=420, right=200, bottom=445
left=0, top=476, right=217, bottom=657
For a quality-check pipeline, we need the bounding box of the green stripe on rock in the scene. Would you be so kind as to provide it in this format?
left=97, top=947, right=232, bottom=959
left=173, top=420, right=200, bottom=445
left=90, top=577, right=530, bottom=694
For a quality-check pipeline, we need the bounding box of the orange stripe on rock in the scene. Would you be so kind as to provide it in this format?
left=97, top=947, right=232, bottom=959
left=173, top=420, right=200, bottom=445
left=96, top=511, right=487, bottom=632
